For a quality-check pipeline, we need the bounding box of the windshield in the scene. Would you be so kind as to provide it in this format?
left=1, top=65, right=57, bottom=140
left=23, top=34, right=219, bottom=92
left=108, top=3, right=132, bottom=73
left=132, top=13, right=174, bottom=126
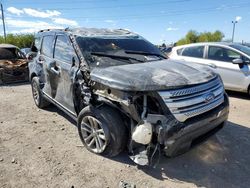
left=0, top=48, right=25, bottom=60
left=76, top=36, right=164, bottom=68
left=230, top=44, right=250, bottom=56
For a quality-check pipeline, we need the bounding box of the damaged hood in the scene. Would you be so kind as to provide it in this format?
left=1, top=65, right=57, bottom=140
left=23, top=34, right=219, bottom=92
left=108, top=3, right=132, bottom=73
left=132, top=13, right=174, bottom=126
left=90, top=59, right=217, bottom=91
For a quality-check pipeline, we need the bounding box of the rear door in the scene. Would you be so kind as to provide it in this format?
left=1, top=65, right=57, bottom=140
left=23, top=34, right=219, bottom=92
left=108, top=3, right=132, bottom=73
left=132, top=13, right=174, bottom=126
left=53, top=34, right=79, bottom=114
left=172, top=45, right=207, bottom=65
left=39, top=35, right=57, bottom=98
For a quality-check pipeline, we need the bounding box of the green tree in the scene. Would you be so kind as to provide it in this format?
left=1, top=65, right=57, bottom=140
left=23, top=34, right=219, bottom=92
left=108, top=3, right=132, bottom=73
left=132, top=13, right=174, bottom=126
left=0, top=34, right=34, bottom=48
left=176, top=30, right=224, bottom=45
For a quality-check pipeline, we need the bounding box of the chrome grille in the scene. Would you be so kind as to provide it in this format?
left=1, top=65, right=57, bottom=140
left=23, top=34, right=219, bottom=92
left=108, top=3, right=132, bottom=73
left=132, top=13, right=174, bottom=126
left=158, top=77, right=224, bottom=122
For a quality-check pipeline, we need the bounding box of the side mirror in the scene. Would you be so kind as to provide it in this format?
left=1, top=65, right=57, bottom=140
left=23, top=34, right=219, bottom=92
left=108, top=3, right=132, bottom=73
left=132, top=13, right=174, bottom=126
left=232, top=58, right=243, bottom=64
left=31, top=42, right=38, bottom=52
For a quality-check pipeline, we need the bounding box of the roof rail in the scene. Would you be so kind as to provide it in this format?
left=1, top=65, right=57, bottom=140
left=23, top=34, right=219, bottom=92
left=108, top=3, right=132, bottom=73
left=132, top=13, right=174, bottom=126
left=38, top=28, right=67, bottom=33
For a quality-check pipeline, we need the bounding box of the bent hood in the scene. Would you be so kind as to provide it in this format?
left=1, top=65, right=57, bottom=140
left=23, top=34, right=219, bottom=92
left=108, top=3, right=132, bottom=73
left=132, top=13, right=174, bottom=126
left=90, top=59, right=217, bottom=91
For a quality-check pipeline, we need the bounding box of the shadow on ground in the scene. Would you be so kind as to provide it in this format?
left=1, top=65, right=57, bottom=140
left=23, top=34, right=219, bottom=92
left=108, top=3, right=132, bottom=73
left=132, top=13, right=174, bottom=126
left=45, top=105, right=77, bottom=126
left=0, top=81, right=30, bottom=87
left=226, top=90, right=249, bottom=100
left=138, top=121, right=250, bottom=188
left=42, top=101, right=250, bottom=188
left=109, top=121, right=250, bottom=188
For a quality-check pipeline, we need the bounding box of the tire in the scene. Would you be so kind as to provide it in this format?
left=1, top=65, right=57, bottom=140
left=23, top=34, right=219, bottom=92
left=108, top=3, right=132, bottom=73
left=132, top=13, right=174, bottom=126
left=77, top=105, right=128, bottom=157
left=31, top=77, right=50, bottom=108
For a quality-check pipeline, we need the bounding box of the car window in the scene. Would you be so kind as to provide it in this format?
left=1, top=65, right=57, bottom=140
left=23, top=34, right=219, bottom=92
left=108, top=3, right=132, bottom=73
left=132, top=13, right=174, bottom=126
left=181, top=46, right=204, bottom=58
left=176, top=48, right=183, bottom=55
left=35, top=37, right=41, bottom=50
left=41, top=35, right=54, bottom=58
left=54, top=35, right=76, bottom=64
left=229, top=44, right=250, bottom=56
left=208, top=46, right=241, bottom=62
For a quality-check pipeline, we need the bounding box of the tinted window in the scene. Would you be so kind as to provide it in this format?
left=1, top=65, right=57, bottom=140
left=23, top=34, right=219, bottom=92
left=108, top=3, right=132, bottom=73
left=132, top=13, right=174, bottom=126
left=76, top=37, right=162, bottom=55
left=54, top=35, right=76, bottom=64
left=76, top=37, right=164, bottom=68
left=177, top=48, right=183, bottom=55
left=208, top=46, right=241, bottom=62
left=41, top=36, right=54, bottom=57
left=230, top=44, right=250, bottom=56
left=182, top=46, right=204, bottom=58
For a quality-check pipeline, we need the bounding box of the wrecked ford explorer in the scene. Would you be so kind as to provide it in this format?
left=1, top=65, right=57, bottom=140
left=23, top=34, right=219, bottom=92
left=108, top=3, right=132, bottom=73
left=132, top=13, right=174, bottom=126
left=29, top=28, right=229, bottom=165
left=0, top=44, right=28, bottom=84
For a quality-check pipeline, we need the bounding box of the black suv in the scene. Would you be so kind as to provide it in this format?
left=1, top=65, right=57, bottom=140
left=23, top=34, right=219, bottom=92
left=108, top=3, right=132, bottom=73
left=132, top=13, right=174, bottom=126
left=29, top=28, right=229, bottom=165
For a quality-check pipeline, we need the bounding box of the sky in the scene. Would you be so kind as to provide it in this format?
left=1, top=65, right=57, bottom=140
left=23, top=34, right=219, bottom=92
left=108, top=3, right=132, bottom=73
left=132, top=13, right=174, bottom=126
left=0, top=0, right=250, bottom=44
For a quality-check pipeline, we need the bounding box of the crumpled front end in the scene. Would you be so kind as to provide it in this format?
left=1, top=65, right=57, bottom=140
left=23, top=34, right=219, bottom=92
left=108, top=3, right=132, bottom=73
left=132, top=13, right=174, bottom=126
left=0, top=59, right=29, bottom=84
left=128, top=76, right=229, bottom=165
left=95, top=76, right=229, bottom=166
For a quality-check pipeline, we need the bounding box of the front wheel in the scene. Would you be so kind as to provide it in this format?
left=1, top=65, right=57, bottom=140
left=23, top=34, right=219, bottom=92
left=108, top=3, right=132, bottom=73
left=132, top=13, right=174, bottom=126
left=77, top=105, right=128, bottom=157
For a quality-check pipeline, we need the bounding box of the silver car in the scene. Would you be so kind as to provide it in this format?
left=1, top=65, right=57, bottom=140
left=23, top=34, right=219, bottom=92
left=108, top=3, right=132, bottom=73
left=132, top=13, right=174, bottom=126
left=169, top=42, right=250, bottom=96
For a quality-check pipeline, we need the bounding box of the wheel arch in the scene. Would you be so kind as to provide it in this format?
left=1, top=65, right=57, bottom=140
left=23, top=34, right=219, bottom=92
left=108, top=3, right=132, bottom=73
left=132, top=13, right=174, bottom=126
left=30, top=72, right=37, bottom=82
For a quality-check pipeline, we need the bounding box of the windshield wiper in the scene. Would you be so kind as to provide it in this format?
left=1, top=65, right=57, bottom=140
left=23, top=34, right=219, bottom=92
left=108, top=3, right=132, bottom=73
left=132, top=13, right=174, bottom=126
left=91, top=52, right=144, bottom=63
left=124, top=50, right=167, bottom=59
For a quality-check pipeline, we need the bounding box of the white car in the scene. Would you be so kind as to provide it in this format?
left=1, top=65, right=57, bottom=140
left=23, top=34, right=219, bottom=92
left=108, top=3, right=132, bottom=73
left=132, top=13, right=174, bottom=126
left=169, top=42, right=250, bottom=96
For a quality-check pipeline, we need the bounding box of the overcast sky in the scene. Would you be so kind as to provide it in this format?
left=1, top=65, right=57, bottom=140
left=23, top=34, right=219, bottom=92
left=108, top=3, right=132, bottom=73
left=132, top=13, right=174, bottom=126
left=0, top=0, right=250, bottom=44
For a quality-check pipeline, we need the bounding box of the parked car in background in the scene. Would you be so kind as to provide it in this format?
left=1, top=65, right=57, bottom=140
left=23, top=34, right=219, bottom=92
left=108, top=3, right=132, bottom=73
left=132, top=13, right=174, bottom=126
left=29, top=28, right=229, bottom=165
left=169, top=42, right=250, bottom=96
left=20, top=48, right=31, bottom=56
left=242, top=43, right=250, bottom=48
left=0, top=44, right=29, bottom=84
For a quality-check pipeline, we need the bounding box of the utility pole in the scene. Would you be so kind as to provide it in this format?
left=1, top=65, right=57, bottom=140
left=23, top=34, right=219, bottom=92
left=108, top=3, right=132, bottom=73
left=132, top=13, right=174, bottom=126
left=231, top=21, right=238, bottom=43
left=1, top=3, right=6, bottom=42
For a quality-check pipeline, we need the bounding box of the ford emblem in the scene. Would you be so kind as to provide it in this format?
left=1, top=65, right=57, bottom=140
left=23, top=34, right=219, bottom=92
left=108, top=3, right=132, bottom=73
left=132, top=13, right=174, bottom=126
left=204, top=93, right=215, bottom=103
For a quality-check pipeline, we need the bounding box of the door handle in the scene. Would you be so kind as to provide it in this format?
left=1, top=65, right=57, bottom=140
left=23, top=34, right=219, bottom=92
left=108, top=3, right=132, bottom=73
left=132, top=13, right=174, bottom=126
left=48, top=60, right=60, bottom=76
left=208, top=63, right=217, bottom=68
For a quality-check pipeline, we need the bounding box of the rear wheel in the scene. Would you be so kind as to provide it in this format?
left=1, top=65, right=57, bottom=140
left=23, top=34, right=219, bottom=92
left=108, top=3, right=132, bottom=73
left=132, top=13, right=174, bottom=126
left=77, top=105, right=128, bottom=157
left=31, top=77, right=50, bottom=108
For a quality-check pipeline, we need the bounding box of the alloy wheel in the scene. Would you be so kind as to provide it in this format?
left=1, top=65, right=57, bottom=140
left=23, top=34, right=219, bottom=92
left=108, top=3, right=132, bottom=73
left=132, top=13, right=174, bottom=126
left=80, top=116, right=107, bottom=153
left=32, top=81, right=39, bottom=105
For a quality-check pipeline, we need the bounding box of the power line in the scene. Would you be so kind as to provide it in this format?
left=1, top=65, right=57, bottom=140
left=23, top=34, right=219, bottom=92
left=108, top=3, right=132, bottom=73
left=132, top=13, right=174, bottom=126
left=6, top=0, right=192, bottom=10
left=7, top=0, right=191, bottom=6
left=6, top=2, right=250, bottom=21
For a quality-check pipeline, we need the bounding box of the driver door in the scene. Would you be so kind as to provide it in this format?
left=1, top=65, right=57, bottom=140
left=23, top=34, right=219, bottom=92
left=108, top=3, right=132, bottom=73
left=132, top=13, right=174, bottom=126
left=53, top=34, right=79, bottom=114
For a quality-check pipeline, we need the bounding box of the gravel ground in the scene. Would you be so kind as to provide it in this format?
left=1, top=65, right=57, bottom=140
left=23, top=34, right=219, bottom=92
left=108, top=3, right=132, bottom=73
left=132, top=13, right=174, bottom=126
left=0, top=84, right=250, bottom=188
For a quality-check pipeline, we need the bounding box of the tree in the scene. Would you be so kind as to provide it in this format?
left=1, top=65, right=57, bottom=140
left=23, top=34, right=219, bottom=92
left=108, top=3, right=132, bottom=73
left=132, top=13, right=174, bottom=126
left=0, top=34, right=34, bottom=48
left=176, top=30, right=224, bottom=46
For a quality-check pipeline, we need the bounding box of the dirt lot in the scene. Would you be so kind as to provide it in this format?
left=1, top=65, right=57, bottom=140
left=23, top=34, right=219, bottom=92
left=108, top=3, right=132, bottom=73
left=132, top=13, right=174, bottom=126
left=0, top=84, right=250, bottom=188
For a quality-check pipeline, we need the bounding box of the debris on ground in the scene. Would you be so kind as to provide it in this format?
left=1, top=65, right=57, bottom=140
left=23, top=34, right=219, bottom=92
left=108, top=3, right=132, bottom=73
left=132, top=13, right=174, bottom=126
left=119, top=180, right=136, bottom=188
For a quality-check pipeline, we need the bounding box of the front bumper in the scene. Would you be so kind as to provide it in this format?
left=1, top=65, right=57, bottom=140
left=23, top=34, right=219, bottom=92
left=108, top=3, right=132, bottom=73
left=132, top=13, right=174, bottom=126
left=163, top=93, right=229, bottom=157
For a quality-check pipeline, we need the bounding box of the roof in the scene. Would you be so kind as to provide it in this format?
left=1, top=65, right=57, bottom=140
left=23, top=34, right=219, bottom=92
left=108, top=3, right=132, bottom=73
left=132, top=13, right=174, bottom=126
left=0, top=44, right=18, bottom=48
left=38, top=27, right=137, bottom=37
left=174, top=42, right=250, bottom=50
left=175, top=42, right=236, bottom=48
